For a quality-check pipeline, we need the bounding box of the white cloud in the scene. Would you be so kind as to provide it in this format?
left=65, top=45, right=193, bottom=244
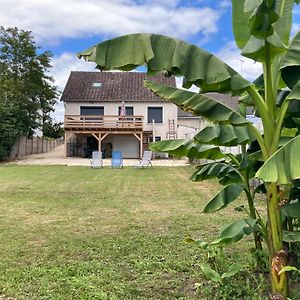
left=50, top=52, right=96, bottom=122
left=219, top=0, right=231, bottom=9
left=0, top=0, right=221, bottom=44
left=215, top=41, right=262, bottom=81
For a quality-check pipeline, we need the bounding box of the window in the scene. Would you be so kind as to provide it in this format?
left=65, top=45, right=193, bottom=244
left=80, top=106, right=104, bottom=116
left=92, top=82, right=102, bottom=88
left=148, top=107, right=163, bottom=123
left=118, top=106, right=134, bottom=116
left=149, top=136, right=161, bottom=143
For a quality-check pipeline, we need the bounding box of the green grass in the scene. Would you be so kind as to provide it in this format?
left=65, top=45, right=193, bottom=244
left=0, top=165, right=265, bottom=299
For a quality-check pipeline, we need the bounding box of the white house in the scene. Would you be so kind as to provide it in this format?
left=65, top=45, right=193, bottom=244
left=61, top=71, right=178, bottom=158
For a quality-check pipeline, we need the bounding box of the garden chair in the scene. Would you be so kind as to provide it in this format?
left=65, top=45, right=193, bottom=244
left=134, top=151, right=153, bottom=168
left=111, top=151, right=123, bottom=168
left=90, top=151, right=103, bottom=168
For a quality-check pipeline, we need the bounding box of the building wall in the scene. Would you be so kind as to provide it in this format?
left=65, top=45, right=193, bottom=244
left=177, top=118, right=207, bottom=130
left=111, top=135, right=139, bottom=158
left=65, top=102, right=177, bottom=140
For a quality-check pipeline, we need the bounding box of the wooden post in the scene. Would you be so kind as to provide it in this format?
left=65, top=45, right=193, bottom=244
left=64, top=132, right=67, bottom=158
left=98, top=133, right=102, bottom=153
left=140, top=133, right=143, bottom=159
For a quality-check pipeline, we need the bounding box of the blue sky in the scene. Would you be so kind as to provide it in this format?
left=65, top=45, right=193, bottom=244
left=2, top=0, right=300, bottom=122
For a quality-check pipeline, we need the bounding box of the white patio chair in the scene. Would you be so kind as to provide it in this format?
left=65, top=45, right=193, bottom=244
left=90, top=151, right=103, bottom=168
left=134, top=151, right=153, bottom=168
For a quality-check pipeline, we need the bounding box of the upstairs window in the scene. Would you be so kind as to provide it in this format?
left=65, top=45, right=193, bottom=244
left=148, top=107, right=163, bottom=123
left=92, top=82, right=102, bottom=88
left=118, top=106, right=134, bottom=116
left=80, top=106, right=104, bottom=116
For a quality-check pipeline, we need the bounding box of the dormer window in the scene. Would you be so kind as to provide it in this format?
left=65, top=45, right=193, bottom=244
left=92, top=82, right=102, bottom=88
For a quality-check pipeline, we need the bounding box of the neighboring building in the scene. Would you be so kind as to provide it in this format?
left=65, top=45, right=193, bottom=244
left=61, top=71, right=178, bottom=158
left=177, top=93, right=241, bottom=141
left=177, top=92, right=240, bottom=130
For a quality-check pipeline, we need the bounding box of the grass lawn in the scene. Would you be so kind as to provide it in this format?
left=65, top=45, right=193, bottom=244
left=0, top=165, right=267, bottom=299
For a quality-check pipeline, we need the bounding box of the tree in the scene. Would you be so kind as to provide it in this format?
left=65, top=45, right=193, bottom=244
left=77, top=1, right=300, bottom=298
left=0, top=26, right=58, bottom=160
left=43, top=120, right=64, bottom=139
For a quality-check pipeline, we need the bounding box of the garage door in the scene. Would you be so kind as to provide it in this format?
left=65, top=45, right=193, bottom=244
left=113, top=135, right=139, bottom=158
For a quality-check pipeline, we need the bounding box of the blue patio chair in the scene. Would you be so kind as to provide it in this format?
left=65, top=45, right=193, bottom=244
left=111, top=151, right=123, bottom=168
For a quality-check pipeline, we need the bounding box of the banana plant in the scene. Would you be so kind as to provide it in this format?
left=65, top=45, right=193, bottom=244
left=151, top=132, right=267, bottom=252
left=78, top=1, right=300, bottom=297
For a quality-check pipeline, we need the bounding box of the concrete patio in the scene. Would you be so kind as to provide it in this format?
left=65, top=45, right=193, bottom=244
left=11, top=145, right=189, bottom=167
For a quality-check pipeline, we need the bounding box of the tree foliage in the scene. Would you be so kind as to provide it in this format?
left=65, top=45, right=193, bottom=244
left=0, top=26, right=58, bottom=160
left=43, top=120, right=64, bottom=139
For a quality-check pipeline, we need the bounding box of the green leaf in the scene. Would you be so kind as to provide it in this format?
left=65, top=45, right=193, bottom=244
left=194, top=124, right=256, bottom=146
left=244, top=0, right=263, bottom=12
left=211, top=219, right=258, bottom=245
left=278, top=265, right=300, bottom=275
left=248, top=2, right=278, bottom=39
left=283, top=230, right=300, bottom=242
left=221, top=264, right=241, bottom=279
left=200, top=264, right=222, bottom=282
left=281, top=202, right=300, bottom=219
left=233, top=0, right=292, bottom=61
left=232, top=0, right=253, bottom=49
left=241, top=33, right=287, bottom=61
left=191, top=162, right=244, bottom=186
left=256, top=135, right=300, bottom=184
left=273, top=0, right=294, bottom=45
left=150, top=139, right=225, bottom=160
left=203, top=184, right=244, bottom=213
left=286, top=80, right=300, bottom=100
left=183, top=238, right=209, bottom=249
left=144, top=81, right=249, bottom=125
left=281, top=29, right=300, bottom=89
left=78, top=33, right=250, bottom=93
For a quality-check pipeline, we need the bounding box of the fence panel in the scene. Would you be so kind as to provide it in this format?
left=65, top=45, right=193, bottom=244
left=10, top=136, right=63, bottom=160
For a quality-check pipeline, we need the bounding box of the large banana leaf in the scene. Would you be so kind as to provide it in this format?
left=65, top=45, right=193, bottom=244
left=191, top=162, right=244, bottom=186
left=281, top=202, right=300, bottom=219
left=281, top=29, right=300, bottom=89
left=77, top=33, right=250, bottom=93
left=256, top=135, right=300, bottom=184
left=203, top=184, right=244, bottom=213
left=232, top=0, right=292, bottom=61
left=194, top=124, right=256, bottom=146
left=283, top=230, right=300, bottom=242
left=286, top=80, right=300, bottom=100
left=144, top=81, right=249, bottom=125
left=211, top=219, right=258, bottom=245
left=149, top=139, right=225, bottom=160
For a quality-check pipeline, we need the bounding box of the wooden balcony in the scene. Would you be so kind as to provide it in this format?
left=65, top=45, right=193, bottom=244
left=64, top=115, right=144, bottom=132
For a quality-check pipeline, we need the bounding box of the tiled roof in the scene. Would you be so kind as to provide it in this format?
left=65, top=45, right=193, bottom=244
left=178, top=93, right=240, bottom=118
left=60, top=71, right=176, bottom=103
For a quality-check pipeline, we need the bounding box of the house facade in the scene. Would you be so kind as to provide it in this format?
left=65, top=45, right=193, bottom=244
left=61, top=71, right=178, bottom=159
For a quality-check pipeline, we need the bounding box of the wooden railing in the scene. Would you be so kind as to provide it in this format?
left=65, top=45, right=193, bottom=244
left=64, top=115, right=144, bottom=131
